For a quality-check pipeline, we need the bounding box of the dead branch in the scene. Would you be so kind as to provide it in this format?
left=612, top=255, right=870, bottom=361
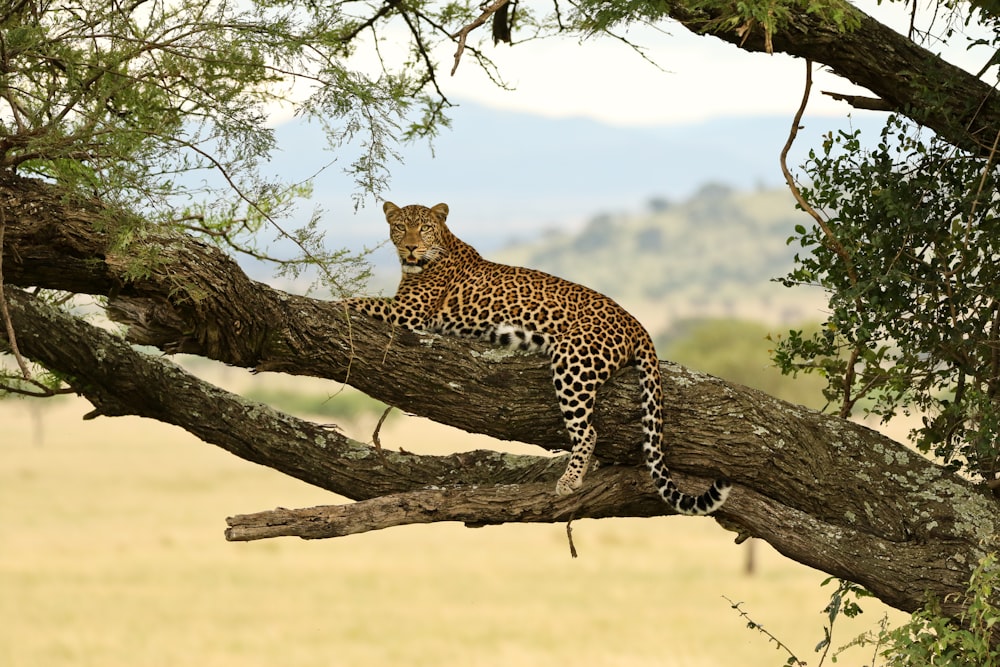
left=451, top=0, right=510, bottom=75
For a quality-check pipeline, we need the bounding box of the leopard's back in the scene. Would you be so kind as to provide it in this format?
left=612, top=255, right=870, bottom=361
left=412, top=255, right=642, bottom=356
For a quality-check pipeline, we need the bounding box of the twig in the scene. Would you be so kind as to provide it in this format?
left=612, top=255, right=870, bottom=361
left=397, top=7, right=449, bottom=104
left=784, top=61, right=875, bottom=419
left=566, top=514, right=578, bottom=558
left=965, top=125, right=1000, bottom=246
left=451, top=0, right=510, bottom=75
left=724, top=597, right=806, bottom=666
left=372, top=404, right=393, bottom=463
left=780, top=60, right=857, bottom=287
left=552, top=0, right=565, bottom=31
left=339, top=0, right=401, bottom=44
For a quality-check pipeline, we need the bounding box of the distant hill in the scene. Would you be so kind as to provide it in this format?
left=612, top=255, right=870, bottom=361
left=492, top=183, right=824, bottom=330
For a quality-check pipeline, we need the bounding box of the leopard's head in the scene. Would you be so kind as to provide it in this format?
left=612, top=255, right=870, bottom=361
left=383, top=201, right=450, bottom=274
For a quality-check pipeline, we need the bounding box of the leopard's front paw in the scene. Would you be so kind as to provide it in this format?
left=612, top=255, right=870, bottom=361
left=555, top=473, right=582, bottom=496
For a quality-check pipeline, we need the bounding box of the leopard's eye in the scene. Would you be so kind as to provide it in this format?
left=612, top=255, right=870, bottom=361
left=420, top=224, right=434, bottom=233
left=393, top=224, right=406, bottom=234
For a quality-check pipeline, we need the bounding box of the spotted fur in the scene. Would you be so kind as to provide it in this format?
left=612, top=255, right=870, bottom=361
left=344, top=202, right=731, bottom=515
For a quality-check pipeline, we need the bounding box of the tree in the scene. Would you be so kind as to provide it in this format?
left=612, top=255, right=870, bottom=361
left=2, top=0, right=999, bottom=637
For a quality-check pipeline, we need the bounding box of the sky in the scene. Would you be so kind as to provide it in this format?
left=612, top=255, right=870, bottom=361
left=438, top=26, right=860, bottom=125
left=336, top=0, right=991, bottom=127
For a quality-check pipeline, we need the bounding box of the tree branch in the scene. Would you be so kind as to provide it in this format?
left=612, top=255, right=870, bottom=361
left=226, top=473, right=649, bottom=541
left=0, top=283, right=567, bottom=498
left=663, top=0, right=1000, bottom=155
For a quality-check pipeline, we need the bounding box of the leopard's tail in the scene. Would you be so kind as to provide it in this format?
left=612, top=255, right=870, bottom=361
left=636, top=344, right=732, bottom=516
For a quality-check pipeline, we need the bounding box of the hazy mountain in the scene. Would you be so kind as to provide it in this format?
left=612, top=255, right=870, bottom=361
left=268, top=102, right=885, bottom=252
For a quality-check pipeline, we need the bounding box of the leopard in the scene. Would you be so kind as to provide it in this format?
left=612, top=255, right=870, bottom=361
left=343, top=201, right=732, bottom=515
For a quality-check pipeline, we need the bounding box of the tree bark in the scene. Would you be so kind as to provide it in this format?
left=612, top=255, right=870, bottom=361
left=2, top=174, right=998, bottom=620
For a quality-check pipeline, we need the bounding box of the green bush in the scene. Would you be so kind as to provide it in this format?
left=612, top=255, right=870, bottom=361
left=872, top=553, right=1000, bottom=666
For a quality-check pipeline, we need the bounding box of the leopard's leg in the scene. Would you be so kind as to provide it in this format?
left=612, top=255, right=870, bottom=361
left=550, top=347, right=602, bottom=496
left=554, top=417, right=597, bottom=495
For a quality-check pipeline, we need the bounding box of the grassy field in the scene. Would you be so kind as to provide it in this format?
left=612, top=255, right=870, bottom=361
left=1, top=392, right=904, bottom=667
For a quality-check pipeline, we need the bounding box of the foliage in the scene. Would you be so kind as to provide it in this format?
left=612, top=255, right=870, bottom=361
left=0, top=0, right=496, bottom=294
left=734, top=561, right=1000, bottom=666
left=846, top=553, right=1000, bottom=666
left=776, top=116, right=1000, bottom=480
left=816, top=577, right=874, bottom=662
left=0, top=0, right=454, bottom=191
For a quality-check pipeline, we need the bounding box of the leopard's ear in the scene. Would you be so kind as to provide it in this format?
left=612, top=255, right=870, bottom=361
left=382, top=201, right=400, bottom=220
left=430, top=203, right=449, bottom=222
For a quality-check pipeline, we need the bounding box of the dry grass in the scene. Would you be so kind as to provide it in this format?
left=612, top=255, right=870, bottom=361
left=1, top=394, right=904, bottom=667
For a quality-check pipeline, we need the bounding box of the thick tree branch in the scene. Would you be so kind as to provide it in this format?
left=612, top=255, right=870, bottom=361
left=663, top=0, right=1000, bottom=155
left=3, top=277, right=988, bottom=620
left=2, top=174, right=999, bottom=620
left=0, top=284, right=568, bottom=496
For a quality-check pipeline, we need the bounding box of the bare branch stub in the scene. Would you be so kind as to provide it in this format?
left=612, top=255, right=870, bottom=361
left=820, top=90, right=893, bottom=111
left=371, top=404, right=393, bottom=463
